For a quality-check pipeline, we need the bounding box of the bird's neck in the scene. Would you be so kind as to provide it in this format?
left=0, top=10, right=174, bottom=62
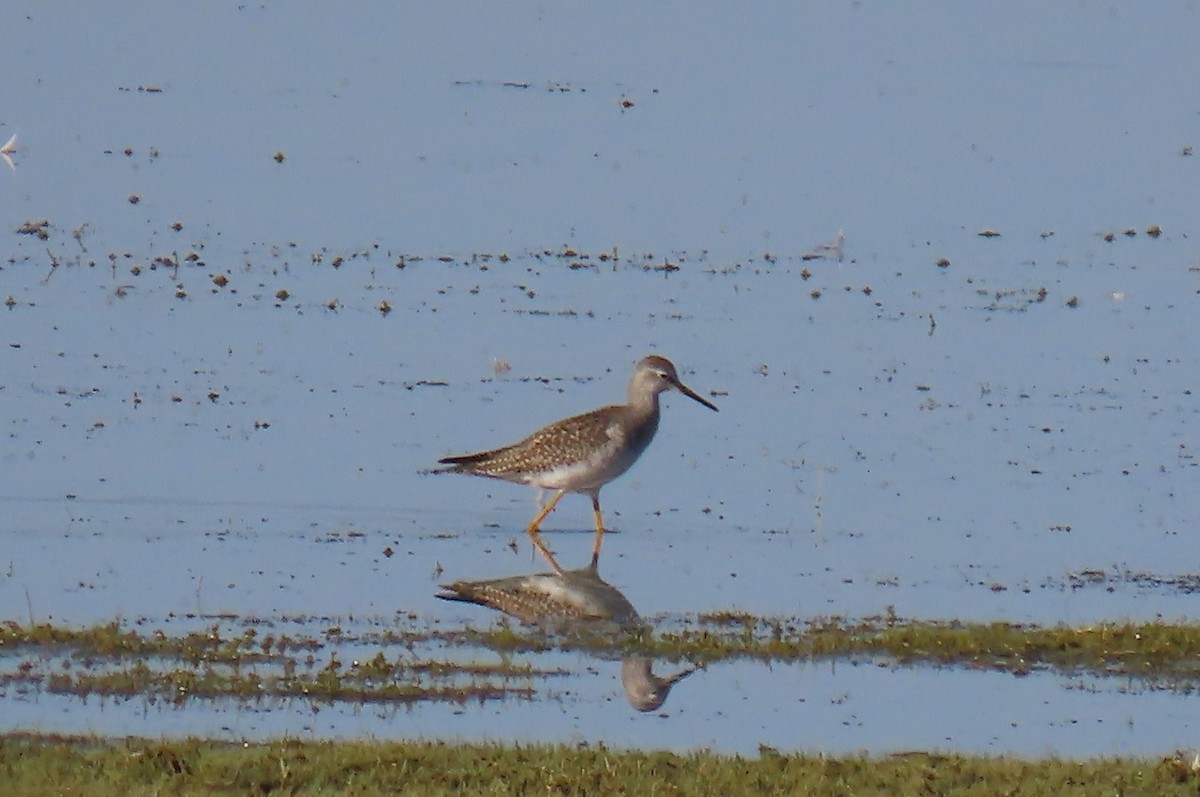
left=626, top=388, right=661, bottom=417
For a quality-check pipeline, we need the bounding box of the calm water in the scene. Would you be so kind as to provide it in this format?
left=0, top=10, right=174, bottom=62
left=2, top=1, right=1199, bottom=755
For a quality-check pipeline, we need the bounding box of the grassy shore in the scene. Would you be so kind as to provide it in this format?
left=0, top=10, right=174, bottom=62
left=5, top=616, right=1200, bottom=794
left=2, top=735, right=1198, bottom=796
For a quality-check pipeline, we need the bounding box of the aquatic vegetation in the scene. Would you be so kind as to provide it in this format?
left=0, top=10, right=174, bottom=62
left=5, top=612, right=1200, bottom=709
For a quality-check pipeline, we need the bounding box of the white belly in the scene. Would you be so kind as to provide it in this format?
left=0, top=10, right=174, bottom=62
left=531, top=438, right=647, bottom=493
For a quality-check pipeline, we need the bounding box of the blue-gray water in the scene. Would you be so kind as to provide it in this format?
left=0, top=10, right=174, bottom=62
left=2, top=1, right=1199, bottom=756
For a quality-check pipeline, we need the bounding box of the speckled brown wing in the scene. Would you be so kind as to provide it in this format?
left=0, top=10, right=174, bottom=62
left=437, top=581, right=594, bottom=625
left=436, top=569, right=643, bottom=627
left=437, top=404, right=626, bottom=481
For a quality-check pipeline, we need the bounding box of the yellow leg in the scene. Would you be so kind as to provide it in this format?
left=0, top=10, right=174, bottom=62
left=589, top=493, right=605, bottom=571
left=527, top=489, right=566, bottom=575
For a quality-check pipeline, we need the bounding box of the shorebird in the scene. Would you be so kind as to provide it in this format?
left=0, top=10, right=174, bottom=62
left=437, top=566, right=695, bottom=711
left=434, top=355, right=718, bottom=572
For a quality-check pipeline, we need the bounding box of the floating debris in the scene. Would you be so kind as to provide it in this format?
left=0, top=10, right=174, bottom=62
left=802, top=230, right=845, bottom=261
left=16, top=219, right=50, bottom=239
left=0, top=132, right=16, bottom=170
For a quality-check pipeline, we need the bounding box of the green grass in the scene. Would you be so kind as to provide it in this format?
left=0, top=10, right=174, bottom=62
left=6, top=616, right=1200, bottom=793
left=1, top=735, right=1197, bottom=796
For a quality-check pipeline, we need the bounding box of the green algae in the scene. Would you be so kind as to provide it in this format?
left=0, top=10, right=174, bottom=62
left=5, top=613, right=1200, bottom=706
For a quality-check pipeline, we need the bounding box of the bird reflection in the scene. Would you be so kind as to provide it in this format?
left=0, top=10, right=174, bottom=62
left=437, top=565, right=694, bottom=712
left=620, top=658, right=694, bottom=713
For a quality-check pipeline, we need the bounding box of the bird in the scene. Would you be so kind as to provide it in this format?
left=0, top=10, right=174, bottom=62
left=434, top=355, right=718, bottom=573
left=437, top=565, right=695, bottom=711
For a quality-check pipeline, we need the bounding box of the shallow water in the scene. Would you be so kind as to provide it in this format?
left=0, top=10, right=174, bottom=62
left=7, top=656, right=1197, bottom=759
left=2, top=1, right=1199, bottom=755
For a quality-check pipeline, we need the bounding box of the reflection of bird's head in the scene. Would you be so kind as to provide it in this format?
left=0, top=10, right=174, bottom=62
left=621, top=658, right=695, bottom=712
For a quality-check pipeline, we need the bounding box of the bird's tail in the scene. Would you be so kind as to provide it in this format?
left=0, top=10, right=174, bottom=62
left=429, top=446, right=514, bottom=475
